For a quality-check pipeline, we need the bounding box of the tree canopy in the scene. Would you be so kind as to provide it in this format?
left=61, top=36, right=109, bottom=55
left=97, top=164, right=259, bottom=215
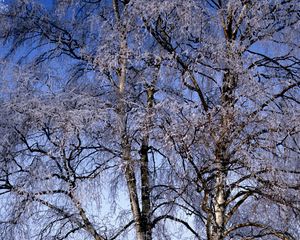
left=0, top=0, right=299, bottom=239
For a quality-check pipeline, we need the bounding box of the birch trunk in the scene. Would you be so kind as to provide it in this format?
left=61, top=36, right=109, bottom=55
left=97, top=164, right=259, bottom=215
left=114, top=2, right=148, bottom=238
left=117, top=34, right=146, bottom=240
left=139, top=86, right=155, bottom=240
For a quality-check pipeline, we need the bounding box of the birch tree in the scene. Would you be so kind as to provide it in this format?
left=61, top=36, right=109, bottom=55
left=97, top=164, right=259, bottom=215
left=0, top=0, right=299, bottom=240
left=140, top=0, right=300, bottom=239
